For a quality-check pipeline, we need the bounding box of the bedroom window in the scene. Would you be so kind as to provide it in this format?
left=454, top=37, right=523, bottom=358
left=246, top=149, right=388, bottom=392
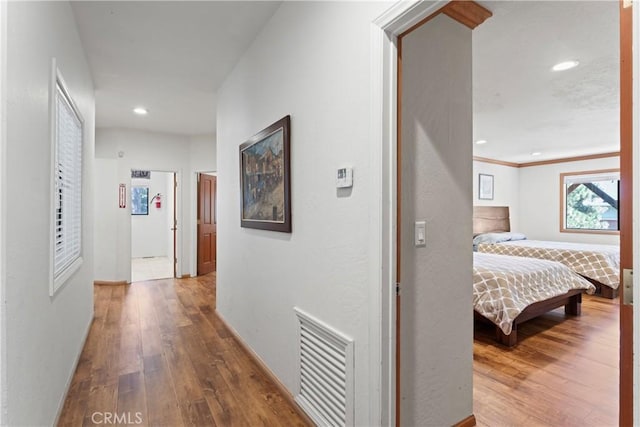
left=560, top=169, right=620, bottom=233
left=51, top=62, right=84, bottom=295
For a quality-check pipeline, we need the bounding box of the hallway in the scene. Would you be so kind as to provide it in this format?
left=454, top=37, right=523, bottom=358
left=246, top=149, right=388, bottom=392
left=58, top=275, right=309, bottom=426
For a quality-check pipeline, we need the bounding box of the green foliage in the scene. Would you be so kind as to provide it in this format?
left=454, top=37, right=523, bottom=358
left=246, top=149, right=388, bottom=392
left=566, top=185, right=608, bottom=230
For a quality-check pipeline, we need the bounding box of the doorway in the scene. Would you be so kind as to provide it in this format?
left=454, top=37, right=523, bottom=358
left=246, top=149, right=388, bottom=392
left=130, top=170, right=176, bottom=282
left=197, top=172, right=217, bottom=276
left=373, top=0, right=635, bottom=425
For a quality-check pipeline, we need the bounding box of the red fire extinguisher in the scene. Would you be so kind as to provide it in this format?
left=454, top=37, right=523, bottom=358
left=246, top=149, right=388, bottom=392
left=151, top=193, right=162, bottom=209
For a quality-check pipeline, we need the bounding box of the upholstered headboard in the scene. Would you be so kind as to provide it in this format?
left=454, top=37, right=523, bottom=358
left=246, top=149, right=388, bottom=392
left=473, top=206, right=510, bottom=235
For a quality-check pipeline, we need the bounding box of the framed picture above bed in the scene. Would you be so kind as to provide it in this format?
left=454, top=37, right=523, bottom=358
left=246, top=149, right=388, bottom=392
left=239, top=115, right=291, bottom=232
left=478, top=173, right=494, bottom=200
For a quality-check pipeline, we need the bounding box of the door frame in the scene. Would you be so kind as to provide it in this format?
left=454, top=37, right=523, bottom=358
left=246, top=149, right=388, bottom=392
left=191, top=170, right=216, bottom=277
left=371, top=2, right=445, bottom=424
left=632, top=1, right=639, bottom=423
left=372, top=0, right=638, bottom=425
left=128, top=168, right=180, bottom=282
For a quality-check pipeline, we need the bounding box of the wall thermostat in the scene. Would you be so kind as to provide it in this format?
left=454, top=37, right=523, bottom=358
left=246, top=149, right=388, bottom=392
left=337, top=167, right=353, bottom=188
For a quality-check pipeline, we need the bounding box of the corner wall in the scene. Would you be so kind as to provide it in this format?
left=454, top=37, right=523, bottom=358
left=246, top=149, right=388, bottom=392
left=518, top=156, right=620, bottom=244
left=400, top=14, right=473, bottom=426
left=5, top=2, right=95, bottom=424
left=215, top=2, right=391, bottom=424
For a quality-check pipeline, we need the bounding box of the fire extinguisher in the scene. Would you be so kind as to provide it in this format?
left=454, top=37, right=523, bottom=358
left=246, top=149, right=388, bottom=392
left=150, top=193, right=162, bottom=209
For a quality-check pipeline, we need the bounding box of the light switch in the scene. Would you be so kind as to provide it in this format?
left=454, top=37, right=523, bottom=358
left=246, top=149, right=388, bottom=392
left=415, top=221, right=426, bottom=247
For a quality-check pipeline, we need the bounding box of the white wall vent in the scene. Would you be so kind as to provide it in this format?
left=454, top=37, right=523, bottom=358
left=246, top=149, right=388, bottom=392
left=294, top=307, right=354, bottom=427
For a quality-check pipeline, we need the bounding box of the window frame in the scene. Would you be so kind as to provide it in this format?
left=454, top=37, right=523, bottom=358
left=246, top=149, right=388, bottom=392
left=131, top=186, right=149, bottom=215
left=49, top=60, right=84, bottom=296
left=559, top=168, right=620, bottom=235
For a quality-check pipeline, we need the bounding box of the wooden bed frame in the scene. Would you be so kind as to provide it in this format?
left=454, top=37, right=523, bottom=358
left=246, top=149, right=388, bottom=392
left=473, top=205, right=618, bottom=299
left=474, top=289, right=584, bottom=347
left=583, top=276, right=619, bottom=299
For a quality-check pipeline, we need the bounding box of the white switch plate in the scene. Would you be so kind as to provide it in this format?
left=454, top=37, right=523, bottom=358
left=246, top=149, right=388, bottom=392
left=415, top=221, right=426, bottom=247
left=336, top=167, right=353, bottom=188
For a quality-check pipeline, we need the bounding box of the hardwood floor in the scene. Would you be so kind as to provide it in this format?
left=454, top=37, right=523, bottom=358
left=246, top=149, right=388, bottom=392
left=57, top=274, right=309, bottom=427
left=474, top=294, right=619, bottom=427
left=59, top=275, right=618, bottom=426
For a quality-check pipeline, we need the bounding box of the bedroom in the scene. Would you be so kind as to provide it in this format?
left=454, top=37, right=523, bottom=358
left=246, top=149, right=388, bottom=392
left=469, top=1, right=621, bottom=425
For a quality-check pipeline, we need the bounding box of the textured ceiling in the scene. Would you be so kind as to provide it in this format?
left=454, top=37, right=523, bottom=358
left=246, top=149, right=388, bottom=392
left=473, top=1, right=619, bottom=163
left=71, top=1, right=281, bottom=135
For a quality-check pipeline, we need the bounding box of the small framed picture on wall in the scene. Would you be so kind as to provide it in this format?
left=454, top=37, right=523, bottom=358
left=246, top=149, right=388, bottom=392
left=478, top=173, right=494, bottom=200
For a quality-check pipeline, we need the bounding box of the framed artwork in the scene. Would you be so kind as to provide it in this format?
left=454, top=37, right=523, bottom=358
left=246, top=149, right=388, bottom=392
left=239, top=115, right=291, bottom=232
left=131, top=186, right=149, bottom=215
left=478, top=174, right=494, bottom=200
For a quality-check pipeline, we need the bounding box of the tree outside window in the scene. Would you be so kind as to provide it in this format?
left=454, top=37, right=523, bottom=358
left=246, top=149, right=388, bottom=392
left=562, top=170, right=619, bottom=233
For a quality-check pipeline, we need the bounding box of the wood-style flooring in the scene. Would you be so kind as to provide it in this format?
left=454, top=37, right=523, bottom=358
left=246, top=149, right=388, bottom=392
left=57, top=274, right=309, bottom=426
left=58, top=274, right=619, bottom=426
left=474, top=294, right=619, bottom=427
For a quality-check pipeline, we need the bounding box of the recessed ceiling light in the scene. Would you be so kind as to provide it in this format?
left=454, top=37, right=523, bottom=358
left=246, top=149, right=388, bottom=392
left=133, top=107, right=148, bottom=115
left=475, top=139, right=488, bottom=145
left=552, top=60, right=579, bottom=72
left=531, top=151, right=542, bottom=156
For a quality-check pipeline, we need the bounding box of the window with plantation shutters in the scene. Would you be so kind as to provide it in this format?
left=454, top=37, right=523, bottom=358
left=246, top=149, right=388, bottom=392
left=51, top=67, right=83, bottom=294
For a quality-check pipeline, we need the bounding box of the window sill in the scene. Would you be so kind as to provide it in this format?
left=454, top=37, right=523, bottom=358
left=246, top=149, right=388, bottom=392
left=560, top=229, right=620, bottom=236
left=51, top=257, right=83, bottom=296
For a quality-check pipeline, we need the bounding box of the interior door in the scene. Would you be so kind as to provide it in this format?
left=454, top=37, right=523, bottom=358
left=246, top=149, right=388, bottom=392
left=197, top=173, right=217, bottom=275
left=619, top=1, right=633, bottom=424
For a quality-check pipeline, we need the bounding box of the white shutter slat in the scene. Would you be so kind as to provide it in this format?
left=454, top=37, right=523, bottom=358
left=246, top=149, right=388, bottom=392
left=53, top=81, right=83, bottom=280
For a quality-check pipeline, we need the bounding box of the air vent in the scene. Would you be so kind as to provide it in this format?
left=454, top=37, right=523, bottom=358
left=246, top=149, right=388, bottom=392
left=294, top=308, right=354, bottom=427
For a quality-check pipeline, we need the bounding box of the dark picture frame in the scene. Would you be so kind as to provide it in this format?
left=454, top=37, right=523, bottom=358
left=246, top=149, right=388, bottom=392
left=239, top=115, right=291, bottom=232
left=478, top=173, right=494, bottom=200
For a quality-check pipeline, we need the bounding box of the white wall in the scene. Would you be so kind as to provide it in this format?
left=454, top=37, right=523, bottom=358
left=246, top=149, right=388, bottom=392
left=131, top=173, right=169, bottom=258
left=518, top=156, right=620, bottom=244
left=94, top=129, right=216, bottom=281
left=216, top=2, right=393, bottom=425
left=5, top=2, right=94, bottom=425
left=94, top=158, right=118, bottom=281
left=401, top=14, right=473, bottom=426
left=0, top=1, right=7, bottom=422
left=190, top=134, right=217, bottom=173
left=473, top=160, right=520, bottom=231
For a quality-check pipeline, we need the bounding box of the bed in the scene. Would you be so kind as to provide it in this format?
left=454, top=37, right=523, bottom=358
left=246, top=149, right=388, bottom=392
left=474, top=252, right=595, bottom=346
left=473, top=206, right=620, bottom=298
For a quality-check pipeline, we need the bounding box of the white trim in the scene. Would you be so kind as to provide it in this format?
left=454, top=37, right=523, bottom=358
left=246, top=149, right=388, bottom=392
left=370, top=2, right=444, bottom=425
left=632, top=1, right=639, bottom=424
left=191, top=170, right=217, bottom=277
left=49, top=61, right=85, bottom=296
left=0, top=0, right=7, bottom=422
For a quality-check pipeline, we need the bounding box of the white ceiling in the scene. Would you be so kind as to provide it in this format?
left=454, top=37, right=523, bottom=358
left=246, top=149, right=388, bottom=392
left=473, top=1, right=619, bottom=163
left=71, top=1, right=281, bottom=136
left=71, top=1, right=620, bottom=155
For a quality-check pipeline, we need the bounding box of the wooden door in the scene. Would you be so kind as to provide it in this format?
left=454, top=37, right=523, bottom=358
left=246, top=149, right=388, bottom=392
left=197, top=174, right=217, bottom=275
left=619, top=1, right=633, bottom=425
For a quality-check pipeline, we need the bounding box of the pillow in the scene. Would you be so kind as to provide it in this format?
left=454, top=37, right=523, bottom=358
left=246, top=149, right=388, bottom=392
left=473, top=232, right=527, bottom=247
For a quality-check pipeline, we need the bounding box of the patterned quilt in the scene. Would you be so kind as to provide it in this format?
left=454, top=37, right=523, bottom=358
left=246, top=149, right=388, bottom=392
left=477, top=240, right=620, bottom=289
left=474, top=253, right=595, bottom=335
